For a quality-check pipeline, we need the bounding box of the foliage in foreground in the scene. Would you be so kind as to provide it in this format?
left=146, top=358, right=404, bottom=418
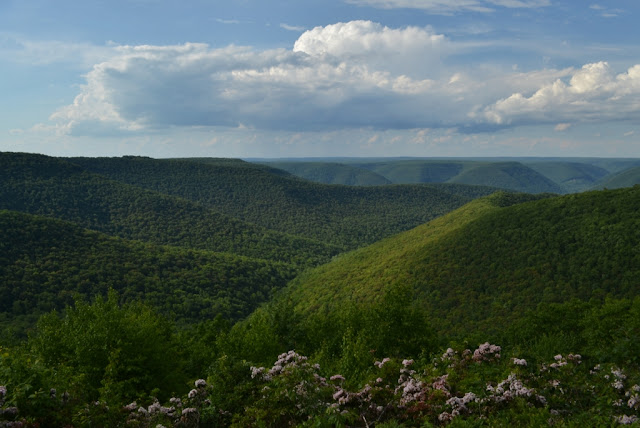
left=0, top=293, right=639, bottom=426
left=2, top=345, right=639, bottom=427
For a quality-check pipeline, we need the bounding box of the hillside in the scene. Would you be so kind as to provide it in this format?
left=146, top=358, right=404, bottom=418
left=523, top=161, right=609, bottom=193
left=355, top=159, right=464, bottom=183
left=0, top=210, right=297, bottom=333
left=66, top=156, right=498, bottom=249
left=591, top=166, right=640, bottom=190
left=447, top=161, right=564, bottom=193
left=260, top=159, right=564, bottom=194
left=283, top=187, right=640, bottom=338
left=0, top=152, right=339, bottom=267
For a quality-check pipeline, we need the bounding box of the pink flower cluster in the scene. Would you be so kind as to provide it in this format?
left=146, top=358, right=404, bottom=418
left=251, top=350, right=310, bottom=381
left=472, top=342, right=501, bottom=362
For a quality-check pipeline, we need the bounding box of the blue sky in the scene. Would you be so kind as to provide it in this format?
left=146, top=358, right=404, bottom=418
left=1, top=0, right=640, bottom=158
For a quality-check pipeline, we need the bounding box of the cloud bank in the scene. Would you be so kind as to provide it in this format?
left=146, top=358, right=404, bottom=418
left=47, top=21, right=640, bottom=138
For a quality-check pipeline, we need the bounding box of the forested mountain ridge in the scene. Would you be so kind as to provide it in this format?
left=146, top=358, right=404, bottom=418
left=256, top=157, right=640, bottom=193
left=65, top=155, right=498, bottom=249
left=591, top=166, right=640, bottom=190
left=258, top=159, right=565, bottom=193
left=523, top=161, right=610, bottom=193
left=279, top=187, right=640, bottom=338
left=0, top=152, right=339, bottom=267
left=252, top=161, right=392, bottom=186
left=0, top=210, right=296, bottom=334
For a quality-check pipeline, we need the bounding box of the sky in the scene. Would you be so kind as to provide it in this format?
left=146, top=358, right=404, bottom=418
left=1, top=0, right=640, bottom=158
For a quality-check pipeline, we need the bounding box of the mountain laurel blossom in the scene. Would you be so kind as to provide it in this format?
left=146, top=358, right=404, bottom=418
left=473, top=343, right=501, bottom=362
left=512, top=358, right=527, bottom=366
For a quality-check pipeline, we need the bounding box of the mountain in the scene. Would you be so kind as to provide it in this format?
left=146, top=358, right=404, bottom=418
left=354, top=159, right=464, bottom=183
left=260, top=159, right=564, bottom=194
left=281, top=187, right=640, bottom=338
left=523, top=161, right=609, bottom=193
left=65, top=155, right=498, bottom=249
left=0, top=210, right=297, bottom=333
left=591, top=166, right=640, bottom=190
left=446, top=161, right=564, bottom=193
left=0, top=152, right=339, bottom=267
left=256, top=161, right=392, bottom=186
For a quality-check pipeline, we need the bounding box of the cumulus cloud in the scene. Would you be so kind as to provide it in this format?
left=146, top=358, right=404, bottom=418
left=45, top=21, right=640, bottom=138
left=343, top=0, right=549, bottom=14
left=293, top=21, right=444, bottom=57
left=49, top=22, right=460, bottom=134
left=480, top=62, right=640, bottom=126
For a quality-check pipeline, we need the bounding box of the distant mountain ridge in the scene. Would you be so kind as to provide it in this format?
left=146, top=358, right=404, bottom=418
left=66, top=155, right=498, bottom=249
left=591, top=166, right=640, bottom=190
left=255, top=157, right=640, bottom=193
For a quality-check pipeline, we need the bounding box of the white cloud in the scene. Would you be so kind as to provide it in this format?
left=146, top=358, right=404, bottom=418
left=480, top=62, right=640, bottom=126
left=49, top=22, right=459, bottom=135
left=216, top=18, right=245, bottom=25
left=344, top=0, right=549, bottom=13
left=43, top=21, right=640, bottom=140
left=293, top=21, right=444, bottom=58
left=554, top=123, right=571, bottom=131
left=280, top=23, right=306, bottom=32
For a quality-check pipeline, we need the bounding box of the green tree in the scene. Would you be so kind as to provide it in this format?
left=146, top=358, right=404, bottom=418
left=29, top=290, right=186, bottom=403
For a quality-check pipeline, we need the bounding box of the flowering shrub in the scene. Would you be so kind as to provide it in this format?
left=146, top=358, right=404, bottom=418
left=1, top=342, right=639, bottom=426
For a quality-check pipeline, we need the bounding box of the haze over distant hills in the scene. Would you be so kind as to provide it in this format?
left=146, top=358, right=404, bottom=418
left=254, top=157, right=640, bottom=194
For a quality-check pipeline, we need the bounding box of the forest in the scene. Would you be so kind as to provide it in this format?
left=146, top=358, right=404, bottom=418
left=1, top=152, right=639, bottom=427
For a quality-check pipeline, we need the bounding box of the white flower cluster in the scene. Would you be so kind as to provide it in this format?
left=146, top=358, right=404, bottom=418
left=395, top=359, right=426, bottom=406
left=441, top=348, right=456, bottom=361
left=374, top=357, right=391, bottom=368
left=486, top=373, right=537, bottom=403
left=615, top=414, right=639, bottom=425
left=439, top=391, right=478, bottom=422
left=473, top=342, right=501, bottom=362
left=0, top=385, right=20, bottom=424
left=126, top=399, right=178, bottom=424
left=251, top=350, right=310, bottom=382
left=512, top=358, right=527, bottom=366
left=542, top=353, right=581, bottom=372
left=611, top=367, right=627, bottom=391
left=627, top=385, right=640, bottom=410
